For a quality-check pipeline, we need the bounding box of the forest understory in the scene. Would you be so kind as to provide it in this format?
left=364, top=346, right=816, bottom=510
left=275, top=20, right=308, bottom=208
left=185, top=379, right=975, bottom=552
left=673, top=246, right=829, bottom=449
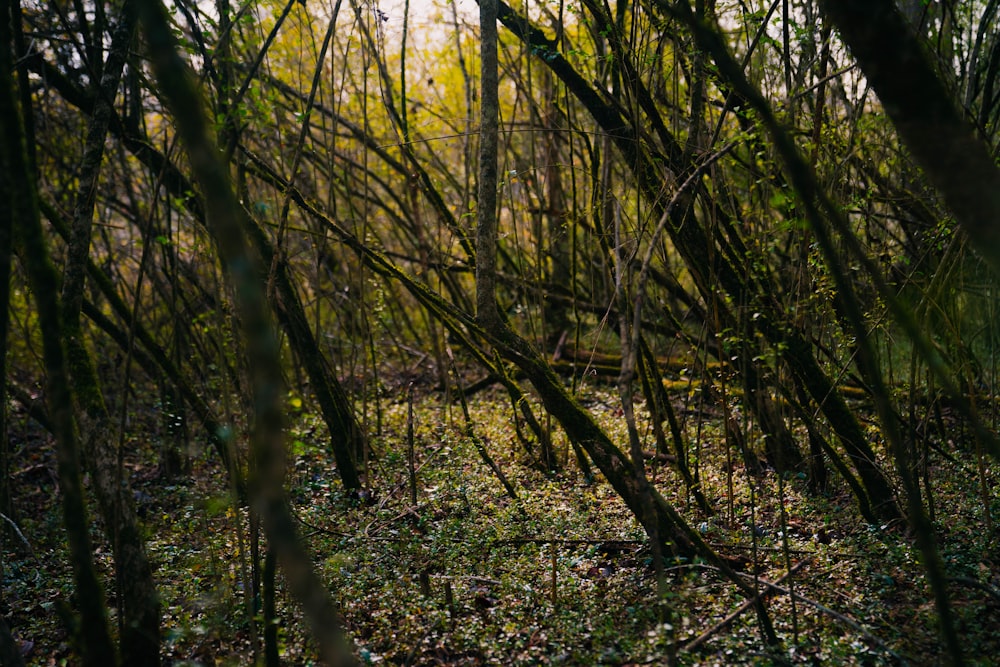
left=4, top=374, right=998, bottom=666
left=5, top=0, right=1000, bottom=664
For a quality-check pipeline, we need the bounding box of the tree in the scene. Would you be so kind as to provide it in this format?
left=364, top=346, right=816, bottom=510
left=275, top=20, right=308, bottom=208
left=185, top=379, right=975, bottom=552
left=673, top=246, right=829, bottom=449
left=1, top=0, right=117, bottom=660
left=4, top=0, right=998, bottom=661
left=136, top=0, right=357, bottom=662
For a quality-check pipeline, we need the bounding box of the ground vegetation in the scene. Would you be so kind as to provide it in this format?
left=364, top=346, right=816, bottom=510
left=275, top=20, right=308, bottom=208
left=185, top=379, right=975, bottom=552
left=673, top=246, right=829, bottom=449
left=0, top=0, right=998, bottom=664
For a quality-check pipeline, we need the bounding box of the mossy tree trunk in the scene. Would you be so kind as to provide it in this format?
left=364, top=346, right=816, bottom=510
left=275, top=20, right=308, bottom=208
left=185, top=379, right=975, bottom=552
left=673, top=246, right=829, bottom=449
left=0, top=17, right=12, bottom=547
left=0, top=0, right=117, bottom=661
left=475, top=0, right=777, bottom=641
left=136, top=0, right=357, bottom=662
left=55, top=4, right=161, bottom=663
left=495, top=0, right=901, bottom=523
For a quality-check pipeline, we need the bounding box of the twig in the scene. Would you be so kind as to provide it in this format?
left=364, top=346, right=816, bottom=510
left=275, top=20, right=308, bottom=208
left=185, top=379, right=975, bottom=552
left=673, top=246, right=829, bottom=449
left=0, top=512, right=32, bottom=555
left=452, top=356, right=519, bottom=500
left=707, top=541, right=856, bottom=557
left=407, top=384, right=418, bottom=506
left=739, top=571, right=909, bottom=664
left=551, top=543, right=558, bottom=605
left=681, top=560, right=809, bottom=651
left=949, top=576, right=1000, bottom=604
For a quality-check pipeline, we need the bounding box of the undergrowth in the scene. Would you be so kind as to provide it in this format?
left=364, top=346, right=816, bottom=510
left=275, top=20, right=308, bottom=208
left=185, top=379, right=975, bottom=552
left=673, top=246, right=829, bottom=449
left=2, top=386, right=998, bottom=665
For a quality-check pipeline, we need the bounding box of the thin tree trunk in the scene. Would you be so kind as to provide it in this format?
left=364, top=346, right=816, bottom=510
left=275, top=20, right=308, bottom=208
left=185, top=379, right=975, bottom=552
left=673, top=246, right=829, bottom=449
left=473, top=0, right=777, bottom=642
left=541, top=68, right=571, bottom=347
left=0, top=4, right=116, bottom=660
left=55, top=4, right=161, bottom=662
left=136, top=1, right=357, bottom=663
left=263, top=545, right=280, bottom=667
left=476, top=0, right=502, bottom=331
left=0, top=15, right=13, bottom=545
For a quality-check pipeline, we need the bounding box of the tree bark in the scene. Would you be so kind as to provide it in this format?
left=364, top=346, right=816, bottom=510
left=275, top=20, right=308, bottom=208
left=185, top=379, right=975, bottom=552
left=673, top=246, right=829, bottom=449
left=476, top=0, right=502, bottom=331
left=0, top=615, right=25, bottom=667
left=819, top=0, right=1000, bottom=275
left=0, top=1, right=117, bottom=660
left=0, top=3, right=13, bottom=547
left=55, top=5, right=161, bottom=663
left=137, top=1, right=357, bottom=663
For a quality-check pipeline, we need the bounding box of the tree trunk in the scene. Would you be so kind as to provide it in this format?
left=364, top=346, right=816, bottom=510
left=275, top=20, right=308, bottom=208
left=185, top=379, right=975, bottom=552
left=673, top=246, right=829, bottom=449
left=476, top=0, right=502, bottom=332
left=137, top=1, right=357, bottom=662
left=1, top=5, right=117, bottom=659
left=0, top=615, right=25, bottom=667
left=540, top=68, right=572, bottom=347
left=241, top=209, right=366, bottom=491
left=55, top=5, right=161, bottom=662
left=0, top=13, right=13, bottom=543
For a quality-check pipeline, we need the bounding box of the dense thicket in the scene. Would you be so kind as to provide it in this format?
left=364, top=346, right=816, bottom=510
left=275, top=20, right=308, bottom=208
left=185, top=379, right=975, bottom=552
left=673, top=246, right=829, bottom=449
left=1, top=0, right=997, bottom=663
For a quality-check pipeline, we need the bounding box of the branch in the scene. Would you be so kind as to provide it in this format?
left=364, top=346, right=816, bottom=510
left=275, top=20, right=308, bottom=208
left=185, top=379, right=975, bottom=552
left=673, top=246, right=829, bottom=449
left=819, top=0, right=1000, bottom=274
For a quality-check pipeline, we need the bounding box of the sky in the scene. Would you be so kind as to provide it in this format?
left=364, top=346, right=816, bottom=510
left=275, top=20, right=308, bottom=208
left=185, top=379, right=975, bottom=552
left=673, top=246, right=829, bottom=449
left=370, top=0, right=478, bottom=46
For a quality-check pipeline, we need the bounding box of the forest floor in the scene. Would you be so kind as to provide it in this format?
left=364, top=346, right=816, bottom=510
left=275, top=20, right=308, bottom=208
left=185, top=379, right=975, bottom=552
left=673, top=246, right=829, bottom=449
left=3, top=383, right=999, bottom=665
